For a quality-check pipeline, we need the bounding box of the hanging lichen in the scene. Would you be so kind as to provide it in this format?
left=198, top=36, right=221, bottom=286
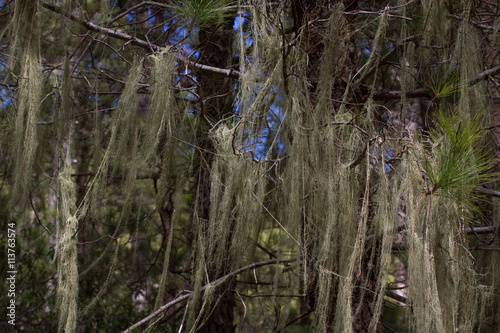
left=55, top=125, right=79, bottom=333
left=187, top=126, right=252, bottom=330
left=419, top=0, right=450, bottom=64
left=454, top=19, right=488, bottom=120
left=144, top=48, right=176, bottom=162
left=353, top=10, right=388, bottom=87
left=9, top=0, right=42, bottom=205
left=3, top=0, right=499, bottom=331
left=52, top=52, right=78, bottom=333
left=402, top=107, right=495, bottom=332
left=368, top=155, right=400, bottom=332
left=78, top=58, right=144, bottom=220
left=59, top=61, right=145, bottom=324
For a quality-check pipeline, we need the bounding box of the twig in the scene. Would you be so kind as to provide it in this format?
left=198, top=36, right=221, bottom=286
left=284, top=309, right=313, bottom=328
left=473, top=247, right=500, bottom=251
left=29, top=194, right=56, bottom=238
left=177, top=298, right=190, bottom=333
left=235, top=291, right=246, bottom=332
left=107, top=1, right=169, bottom=25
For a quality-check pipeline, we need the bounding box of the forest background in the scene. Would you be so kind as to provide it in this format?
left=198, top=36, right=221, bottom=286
left=1, top=0, right=500, bottom=332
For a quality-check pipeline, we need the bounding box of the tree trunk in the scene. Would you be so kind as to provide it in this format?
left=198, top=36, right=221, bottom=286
left=194, top=17, right=237, bottom=333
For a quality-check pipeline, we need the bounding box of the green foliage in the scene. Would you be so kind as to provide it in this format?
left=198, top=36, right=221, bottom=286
left=426, top=66, right=462, bottom=100
left=166, top=0, right=236, bottom=27
left=421, top=110, right=494, bottom=200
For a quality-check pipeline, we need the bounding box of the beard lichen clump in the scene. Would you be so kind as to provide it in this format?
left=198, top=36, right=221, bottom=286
left=55, top=125, right=79, bottom=333
left=8, top=0, right=42, bottom=205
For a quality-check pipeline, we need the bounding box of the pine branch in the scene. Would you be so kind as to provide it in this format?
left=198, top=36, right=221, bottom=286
left=41, top=2, right=241, bottom=79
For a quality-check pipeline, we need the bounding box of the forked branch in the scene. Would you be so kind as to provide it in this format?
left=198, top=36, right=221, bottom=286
left=121, top=257, right=296, bottom=332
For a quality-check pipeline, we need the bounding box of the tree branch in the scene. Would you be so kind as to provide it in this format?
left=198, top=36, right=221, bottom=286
left=70, top=171, right=161, bottom=180
left=468, top=65, right=500, bottom=86
left=385, top=290, right=410, bottom=305
left=372, top=62, right=500, bottom=100
left=466, top=226, right=499, bottom=235
left=473, top=186, right=500, bottom=198
left=392, top=226, right=499, bottom=252
left=122, top=257, right=296, bottom=332
left=106, top=1, right=170, bottom=25
left=41, top=2, right=241, bottom=79
left=41, top=3, right=499, bottom=98
left=449, top=14, right=500, bottom=32
left=373, top=88, right=431, bottom=100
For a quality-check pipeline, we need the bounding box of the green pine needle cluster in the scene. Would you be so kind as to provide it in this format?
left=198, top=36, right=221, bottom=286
left=166, top=0, right=235, bottom=27
left=422, top=110, right=494, bottom=203
left=426, top=67, right=462, bottom=100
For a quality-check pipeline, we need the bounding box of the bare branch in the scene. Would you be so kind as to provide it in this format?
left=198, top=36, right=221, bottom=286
left=41, top=2, right=241, bottom=79
left=237, top=293, right=305, bottom=298
left=465, top=226, right=499, bottom=235
left=122, top=257, right=296, bottom=332
left=473, top=248, right=500, bottom=251
left=372, top=63, right=500, bottom=100
left=473, top=186, right=500, bottom=198
left=449, top=14, right=500, bottom=32
left=385, top=290, right=410, bottom=305
left=373, top=88, right=431, bottom=100
left=468, top=65, right=500, bottom=86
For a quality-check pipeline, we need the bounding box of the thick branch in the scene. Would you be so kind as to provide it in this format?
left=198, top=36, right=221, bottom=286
left=468, top=65, right=500, bottom=86
left=473, top=186, right=500, bottom=198
left=385, top=290, right=410, bottom=305
left=373, top=88, right=431, bottom=100
left=466, top=226, right=499, bottom=235
left=392, top=226, right=499, bottom=252
left=122, top=257, right=296, bottom=332
left=41, top=2, right=240, bottom=79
